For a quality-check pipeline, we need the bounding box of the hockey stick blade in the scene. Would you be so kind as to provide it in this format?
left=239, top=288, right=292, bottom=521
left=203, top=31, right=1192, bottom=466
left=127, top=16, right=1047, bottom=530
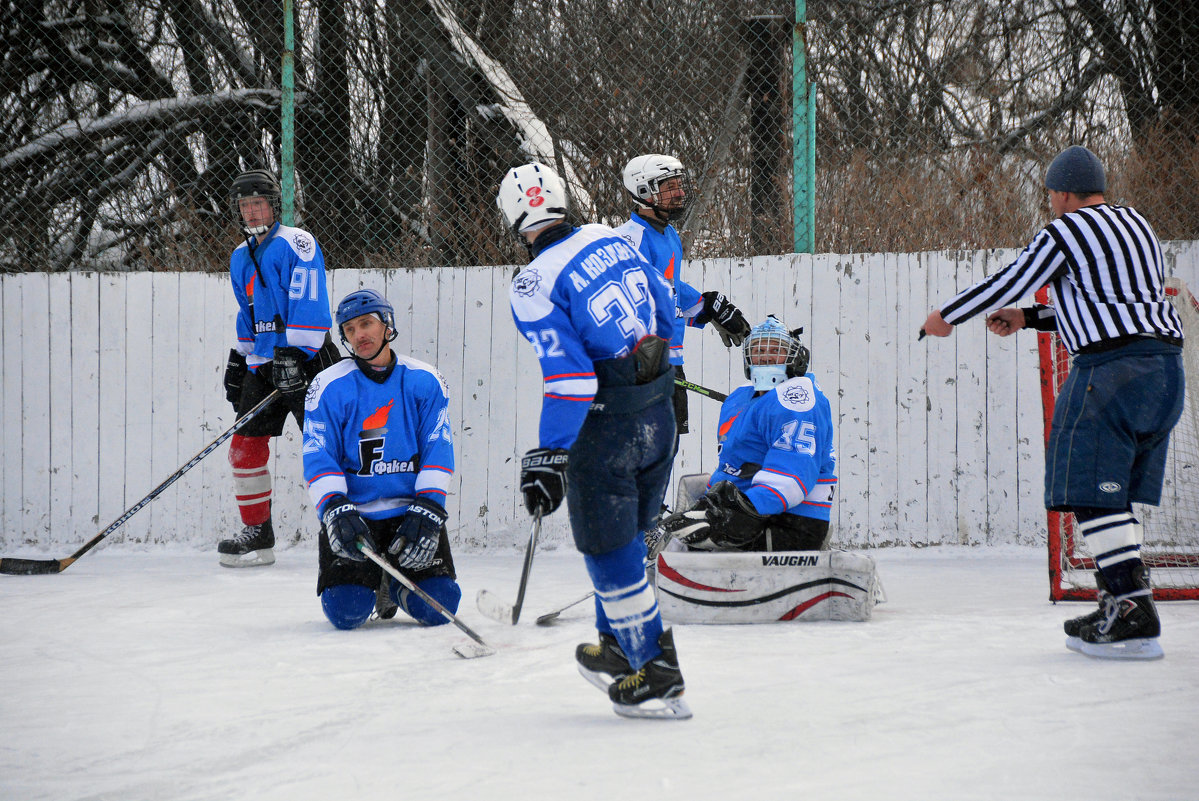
left=535, top=590, right=596, bottom=626
left=453, top=641, right=497, bottom=659
left=0, top=556, right=71, bottom=576
left=476, top=588, right=518, bottom=625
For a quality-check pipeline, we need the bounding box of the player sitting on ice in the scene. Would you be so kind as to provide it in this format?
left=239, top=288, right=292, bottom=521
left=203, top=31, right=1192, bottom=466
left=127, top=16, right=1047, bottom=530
left=302, top=289, right=461, bottom=631
left=661, top=316, right=836, bottom=553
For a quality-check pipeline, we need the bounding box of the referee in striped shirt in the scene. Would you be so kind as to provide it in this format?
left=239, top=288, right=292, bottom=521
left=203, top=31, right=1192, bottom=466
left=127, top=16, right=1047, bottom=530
left=922, top=145, right=1183, bottom=660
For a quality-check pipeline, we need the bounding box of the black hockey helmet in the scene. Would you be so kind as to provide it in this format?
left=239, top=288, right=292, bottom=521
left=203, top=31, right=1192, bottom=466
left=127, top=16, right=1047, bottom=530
left=230, top=169, right=281, bottom=236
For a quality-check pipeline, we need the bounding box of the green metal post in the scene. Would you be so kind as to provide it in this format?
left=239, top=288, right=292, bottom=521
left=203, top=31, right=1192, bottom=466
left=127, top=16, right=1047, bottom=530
left=281, top=0, right=296, bottom=225
left=792, top=0, right=814, bottom=253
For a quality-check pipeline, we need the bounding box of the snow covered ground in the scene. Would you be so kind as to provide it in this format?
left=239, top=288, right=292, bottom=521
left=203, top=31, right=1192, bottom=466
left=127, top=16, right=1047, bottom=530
left=2, top=544, right=1196, bottom=801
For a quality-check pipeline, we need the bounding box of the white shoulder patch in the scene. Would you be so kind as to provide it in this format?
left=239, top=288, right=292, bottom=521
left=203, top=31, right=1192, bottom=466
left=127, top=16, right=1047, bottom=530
left=510, top=266, right=555, bottom=322
left=304, top=359, right=356, bottom=411
left=397, top=355, right=450, bottom=398
left=277, top=225, right=318, bottom=262
left=774, top=376, right=816, bottom=412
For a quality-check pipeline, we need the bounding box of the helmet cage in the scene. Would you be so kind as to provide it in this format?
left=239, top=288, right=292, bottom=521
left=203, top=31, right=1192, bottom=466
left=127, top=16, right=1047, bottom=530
left=742, top=317, right=808, bottom=390
left=335, top=289, right=398, bottom=358
left=230, top=170, right=281, bottom=236
left=496, top=162, right=569, bottom=240
left=623, top=154, right=692, bottom=222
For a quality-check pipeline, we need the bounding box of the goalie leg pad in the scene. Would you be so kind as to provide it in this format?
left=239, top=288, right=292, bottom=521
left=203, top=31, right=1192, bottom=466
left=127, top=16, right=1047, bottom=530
left=321, top=583, right=376, bottom=630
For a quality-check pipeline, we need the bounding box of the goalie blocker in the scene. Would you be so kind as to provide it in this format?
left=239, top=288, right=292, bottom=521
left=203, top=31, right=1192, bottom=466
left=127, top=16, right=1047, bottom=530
left=655, top=549, right=884, bottom=624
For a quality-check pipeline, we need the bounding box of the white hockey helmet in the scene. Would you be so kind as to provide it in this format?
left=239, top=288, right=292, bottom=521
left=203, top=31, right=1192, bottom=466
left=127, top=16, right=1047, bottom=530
left=622, top=154, right=690, bottom=221
left=743, top=316, right=809, bottom=391
left=496, top=162, right=569, bottom=238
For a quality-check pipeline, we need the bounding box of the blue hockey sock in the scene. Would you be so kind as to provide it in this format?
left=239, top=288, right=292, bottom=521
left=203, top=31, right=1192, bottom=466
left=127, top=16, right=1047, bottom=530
left=584, top=537, right=663, bottom=670
left=393, top=575, right=461, bottom=626
left=320, top=583, right=376, bottom=630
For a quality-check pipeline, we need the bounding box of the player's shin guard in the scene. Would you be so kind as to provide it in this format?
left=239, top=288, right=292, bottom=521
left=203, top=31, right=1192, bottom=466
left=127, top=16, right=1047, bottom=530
left=321, top=584, right=376, bottom=630
left=395, top=576, right=461, bottom=626
left=229, top=434, right=271, bottom=525
left=584, top=537, right=664, bottom=671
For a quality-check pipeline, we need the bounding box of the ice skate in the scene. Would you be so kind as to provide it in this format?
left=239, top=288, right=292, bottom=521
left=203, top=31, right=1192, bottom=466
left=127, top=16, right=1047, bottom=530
left=576, top=631, right=633, bottom=691
left=1068, top=567, right=1162, bottom=660
left=1063, top=571, right=1108, bottom=640
left=218, top=519, right=275, bottom=567
left=374, top=572, right=399, bottom=620
left=608, top=629, right=692, bottom=720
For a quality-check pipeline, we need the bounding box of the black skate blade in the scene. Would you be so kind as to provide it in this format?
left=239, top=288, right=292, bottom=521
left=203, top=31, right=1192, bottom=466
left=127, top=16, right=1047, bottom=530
left=1066, top=636, right=1163, bottom=660
left=612, top=695, right=693, bottom=720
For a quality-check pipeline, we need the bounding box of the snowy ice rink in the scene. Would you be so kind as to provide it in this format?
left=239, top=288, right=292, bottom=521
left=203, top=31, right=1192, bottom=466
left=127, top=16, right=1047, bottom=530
left=2, top=544, right=1197, bottom=800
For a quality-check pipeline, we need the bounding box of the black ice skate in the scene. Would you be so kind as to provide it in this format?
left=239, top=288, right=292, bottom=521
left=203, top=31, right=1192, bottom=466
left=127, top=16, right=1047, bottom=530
left=608, top=629, right=692, bottom=720
left=1068, top=567, right=1162, bottom=660
left=1063, top=571, right=1109, bottom=639
left=576, top=632, right=633, bottom=691
left=217, top=519, right=275, bottom=567
left=375, top=573, right=399, bottom=620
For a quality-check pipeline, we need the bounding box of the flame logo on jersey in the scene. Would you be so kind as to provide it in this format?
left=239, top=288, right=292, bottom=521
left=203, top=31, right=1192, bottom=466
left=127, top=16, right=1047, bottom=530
left=361, top=399, right=394, bottom=436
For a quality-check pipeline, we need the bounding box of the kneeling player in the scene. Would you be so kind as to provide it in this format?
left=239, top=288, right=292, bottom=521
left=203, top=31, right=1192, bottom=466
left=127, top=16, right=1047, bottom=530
left=302, top=289, right=460, bottom=630
left=662, top=317, right=837, bottom=552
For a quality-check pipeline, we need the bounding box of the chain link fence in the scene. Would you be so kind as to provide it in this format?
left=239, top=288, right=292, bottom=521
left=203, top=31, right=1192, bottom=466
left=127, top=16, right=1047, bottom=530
left=3, top=0, right=1197, bottom=272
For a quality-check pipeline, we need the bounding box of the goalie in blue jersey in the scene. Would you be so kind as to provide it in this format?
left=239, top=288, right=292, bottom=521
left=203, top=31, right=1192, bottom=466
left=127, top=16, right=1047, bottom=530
left=301, top=289, right=461, bottom=630
left=661, top=317, right=838, bottom=552
left=498, top=161, right=691, bottom=719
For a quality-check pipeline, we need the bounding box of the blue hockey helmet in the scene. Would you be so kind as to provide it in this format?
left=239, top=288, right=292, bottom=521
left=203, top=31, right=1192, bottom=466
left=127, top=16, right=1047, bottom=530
left=335, top=289, right=397, bottom=352
left=742, top=316, right=809, bottom=390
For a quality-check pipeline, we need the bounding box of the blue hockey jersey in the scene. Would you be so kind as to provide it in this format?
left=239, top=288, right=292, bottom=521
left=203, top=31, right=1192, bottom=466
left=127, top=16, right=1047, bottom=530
left=712, top=377, right=838, bottom=521
left=613, top=214, right=704, bottom=366
left=230, top=222, right=332, bottom=370
left=302, top=356, right=455, bottom=520
left=510, top=223, right=675, bottom=449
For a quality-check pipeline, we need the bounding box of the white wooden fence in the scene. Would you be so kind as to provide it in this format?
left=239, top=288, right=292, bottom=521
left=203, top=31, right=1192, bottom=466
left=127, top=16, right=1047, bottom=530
left=3, top=242, right=1197, bottom=554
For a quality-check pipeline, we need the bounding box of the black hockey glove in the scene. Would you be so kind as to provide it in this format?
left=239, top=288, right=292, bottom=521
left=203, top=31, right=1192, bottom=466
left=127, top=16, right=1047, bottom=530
left=390, top=496, right=446, bottom=570
left=323, top=494, right=374, bottom=562
left=223, top=349, right=247, bottom=410
left=695, top=292, right=751, bottom=347
left=272, top=346, right=309, bottom=402
left=520, top=447, right=569, bottom=516
left=663, top=481, right=764, bottom=549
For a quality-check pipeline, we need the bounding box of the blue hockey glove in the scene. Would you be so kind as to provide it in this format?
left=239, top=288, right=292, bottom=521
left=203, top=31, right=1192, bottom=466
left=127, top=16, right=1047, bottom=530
left=272, top=346, right=309, bottom=401
left=323, top=494, right=374, bottom=561
left=390, top=497, right=447, bottom=570
left=520, top=447, right=569, bottom=516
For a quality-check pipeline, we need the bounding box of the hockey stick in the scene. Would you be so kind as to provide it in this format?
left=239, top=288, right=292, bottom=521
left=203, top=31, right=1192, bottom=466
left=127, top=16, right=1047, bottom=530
left=476, top=510, right=542, bottom=624
left=674, top=377, right=727, bottom=403
left=535, top=515, right=676, bottom=626
left=358, top=539, right=495, bottom=659
left=0, top=391, right=281, bottom=576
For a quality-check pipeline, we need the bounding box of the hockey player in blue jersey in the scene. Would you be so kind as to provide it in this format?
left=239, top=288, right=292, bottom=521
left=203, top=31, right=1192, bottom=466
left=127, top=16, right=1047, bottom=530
left=662, top=317, right=837, bottom=552
left=219, top=170, right=339, bottom=567
left=497, top=161, right=691, bottom=719
left=302, top=289, right=461, bottom=630
left=614, top=154, right=750, bottom=447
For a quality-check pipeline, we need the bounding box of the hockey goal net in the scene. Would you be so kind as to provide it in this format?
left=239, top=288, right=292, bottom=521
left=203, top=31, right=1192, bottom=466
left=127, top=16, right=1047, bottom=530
left=1040, top=276, right=1199, bottom=601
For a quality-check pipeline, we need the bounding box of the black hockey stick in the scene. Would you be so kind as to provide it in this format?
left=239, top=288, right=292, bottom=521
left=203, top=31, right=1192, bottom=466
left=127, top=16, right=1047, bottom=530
left=358, top=540, right=495, bottom=658
left=476, top=510, right=542, bottom=624
left=0, top=391, right=281, bottom=576
left=674, top=377, right=727, bottom=403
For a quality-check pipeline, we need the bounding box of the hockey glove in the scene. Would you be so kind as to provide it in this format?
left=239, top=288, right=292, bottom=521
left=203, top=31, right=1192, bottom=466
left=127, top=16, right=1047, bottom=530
left=695, top=291, right=751, bottom=347
left=390, top=496, right=446, bottom=570
left=664, top=481, right=765, bottom=549
left=520, top=447, right=569, bottom=516
left=323, top=494, right=374, bottom=562
left=223, top=349, right=247, bottom=410
left=272, top=346, right=309, bottom=402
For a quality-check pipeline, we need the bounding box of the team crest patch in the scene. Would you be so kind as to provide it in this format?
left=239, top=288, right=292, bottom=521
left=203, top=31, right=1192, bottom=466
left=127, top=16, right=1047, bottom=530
left=304, top=376, right=321, bottom=410
left=294, top=232, right=314, bottom=258
left=782, top=383, right=812, bottom=409
left=513, top=269, right=542, bottom=297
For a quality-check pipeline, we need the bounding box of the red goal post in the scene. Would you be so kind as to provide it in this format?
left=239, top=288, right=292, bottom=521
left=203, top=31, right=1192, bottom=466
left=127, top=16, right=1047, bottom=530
left=1039, top=277, right=1199, bottom=601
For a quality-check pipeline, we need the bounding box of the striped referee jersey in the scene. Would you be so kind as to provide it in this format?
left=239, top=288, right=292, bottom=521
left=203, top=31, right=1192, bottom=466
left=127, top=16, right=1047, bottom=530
left=940, top=204, right=1183, bottom=353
